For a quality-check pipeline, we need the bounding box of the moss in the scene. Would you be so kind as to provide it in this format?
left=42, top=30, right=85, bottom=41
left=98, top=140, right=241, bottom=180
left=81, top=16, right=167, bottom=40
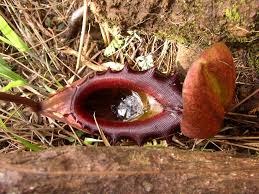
left=226, top=33, right=258, bottom=43
left=246, top=44, right=259, bottom=72
left=155, top=20, right=214, bottom=47
left=154, top=1, right=226, bottom=47
left=155, top=0, right=257, bottom=48
left=225, top=4, right=241, bottom=23
left=155, top=31, right=188, bottom=45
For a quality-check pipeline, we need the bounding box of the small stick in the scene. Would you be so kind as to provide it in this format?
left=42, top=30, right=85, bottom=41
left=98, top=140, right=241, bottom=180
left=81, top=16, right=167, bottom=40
left=76, top=0, right=89, bottom=71
left=230, top=89, right=259, bottom=111
left=93, top=112, right=111, bottom=147
left=0, top=92, right=41, bottom=112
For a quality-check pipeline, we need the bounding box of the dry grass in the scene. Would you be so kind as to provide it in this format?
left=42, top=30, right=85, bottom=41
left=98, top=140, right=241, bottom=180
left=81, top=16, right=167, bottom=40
left=0, top=0, right=258, bottom=154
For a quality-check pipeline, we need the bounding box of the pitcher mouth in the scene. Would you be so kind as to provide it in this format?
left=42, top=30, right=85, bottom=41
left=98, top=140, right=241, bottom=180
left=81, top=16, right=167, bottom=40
left=41, top=67, right=183, bottom=145
left=74, top=86, right=163, bottom=122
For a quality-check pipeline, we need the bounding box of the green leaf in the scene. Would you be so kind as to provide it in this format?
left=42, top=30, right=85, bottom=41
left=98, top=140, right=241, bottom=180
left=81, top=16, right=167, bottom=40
left=84, top=137, right=103, bottom=145
left=104, top=35, right=125, bottom=57
left=135, top=54, right=154, bottom=71
left=67, top=136, right=75, bottom=143
left=0, top=15, right=29, bottom=52
left=67, top=130, right=85, bottom=143
left=75, top=130, right=85, bottom=138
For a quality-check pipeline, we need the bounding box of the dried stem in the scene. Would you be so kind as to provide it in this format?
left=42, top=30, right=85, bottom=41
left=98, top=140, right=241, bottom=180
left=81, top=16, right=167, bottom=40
left=0, top=92, right=41, bottom=112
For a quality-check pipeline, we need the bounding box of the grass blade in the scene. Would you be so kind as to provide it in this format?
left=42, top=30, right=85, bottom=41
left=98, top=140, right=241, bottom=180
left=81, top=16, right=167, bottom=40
left=0, top=118, right=8, bottom=130
left=0, top=118, right=43, bottom=151
left=13, top=135, right=44, bottom=152
left=0, top=57, right=27, bottom=90
left=2, top=80, right=27, bottom=91
left=0, top=57, right=26, bottom=81
left=0, top=15, right=29, bottom=52
left=0, top=36, right=14, bottom=46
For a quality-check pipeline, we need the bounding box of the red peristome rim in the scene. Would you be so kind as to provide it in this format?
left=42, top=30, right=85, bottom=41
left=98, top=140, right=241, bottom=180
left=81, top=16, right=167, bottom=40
left=70, top=68, right=182, bottom=144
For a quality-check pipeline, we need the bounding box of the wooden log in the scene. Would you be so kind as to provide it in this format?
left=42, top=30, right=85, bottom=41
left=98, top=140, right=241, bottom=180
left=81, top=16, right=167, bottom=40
left=0, top=146, right=259, bottom=193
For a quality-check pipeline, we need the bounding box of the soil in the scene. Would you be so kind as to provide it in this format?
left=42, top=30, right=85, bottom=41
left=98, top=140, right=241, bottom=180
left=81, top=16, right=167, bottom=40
left=91, top=0, right=258, bottom=44
left=90, top=0, right=258, bottom=79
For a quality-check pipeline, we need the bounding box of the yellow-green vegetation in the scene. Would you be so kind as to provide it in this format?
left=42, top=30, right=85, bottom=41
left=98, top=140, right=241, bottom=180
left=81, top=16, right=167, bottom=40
left=0, top=16, right=28, bottom=91
left=0, top=15, right=29, bottom=52
left=246, top=44, right=259, bottom=73
left=155, top=0, right=257, bottom=47
left=155, top=21, right=214, bottom=47
left=0, top=57, right=27, bottom=91
left=155, top=31, right=188, bottom=45
left=144, top=139, right=168, bottom=147
left=0, top=118, right=43, bottom=151
left=225, top=4, right=241, bottom=23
